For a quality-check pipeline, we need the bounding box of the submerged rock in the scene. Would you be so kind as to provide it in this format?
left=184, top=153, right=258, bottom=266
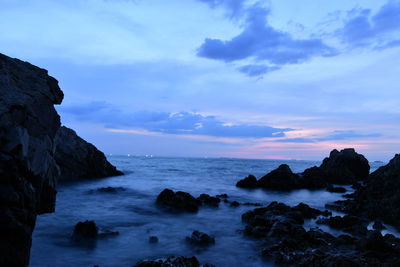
left=73, top=220, right=98, bottom=239
left=236, top=174, right=258, bottom=188
left=89, top=186, right=127, bottom=194
left=156, top=189, right=201, bottom=212
left=55, top=126, right=123, bottom=181
left=149, top=236, right=159, bottom=244
left=197, top=194, right=220, bottom=207
left=0, top=53, right=63, bottom=266
left=186, top=231, right=215, bottom=246
left=326, top=185, right=347, bottom=193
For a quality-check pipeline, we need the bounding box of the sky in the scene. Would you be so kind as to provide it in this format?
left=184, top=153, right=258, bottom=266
left=1, top=0, right=399, bottom=161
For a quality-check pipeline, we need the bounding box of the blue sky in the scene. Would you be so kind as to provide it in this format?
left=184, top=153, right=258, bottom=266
left=1, top=0, right=399, bottom=160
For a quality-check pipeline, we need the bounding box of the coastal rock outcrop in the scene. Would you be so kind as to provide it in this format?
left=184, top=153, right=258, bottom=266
left=135, top=256, right=214, bottom=267
left=344, top=154, right=400, bottom=229
left=242, top=202, right=400, bottom=266
left=55, top=126, right=123, bottom=181
left=235, top=148, right=369, bottom=191
left=156, top=189, right=201, bottom=212
left=0, top=53, right=63, bottom=266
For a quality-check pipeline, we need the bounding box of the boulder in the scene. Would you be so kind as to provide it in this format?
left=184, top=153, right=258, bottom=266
left=257, top=164, right=299, bottom=190
left=236, top=174, right=258, bottom=188
left=156, top=189, right=201, bottom=212
left=55, top=126, right=123, bottom=181
left=319, top=148, right=370, bottom=184
left=73, top=220, right=98, bottom=239
left=186, top=231, right=215, bottom=246
left=0, top=53, right=63, bottom=266
left=197, top=194, right=220, bottom=207
left=299, top=166, right=329, bottom=189
left=345, top=154, right=400, bottom=229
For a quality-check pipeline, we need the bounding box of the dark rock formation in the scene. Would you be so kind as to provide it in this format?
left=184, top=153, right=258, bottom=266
left=257, top=164, right=299, bottom=190
left=344, top=154, right=400, bottom=230
left=186, top=231, right=215, bottom=246
left=134, top=256, right=214, bottom=267
left=197, top=194, right=220, bottom=207
left=242, top=202, right=400, bottom=266
left=298, top=166, right=329, bottom=189
left=156, top=189, right=201, bottom=213
left=89, top=186, right=127, bottom=194
left=0, top=53, right=63, bottom=266
left=235, top=174, right=258, bottom=188
left=149, top=236, right=159, bottom=244
left=55, top=126, right=123, bottom=181
left=73, top=220, right=98, bottom=239
left=318, top=148, right=370, bottom=184
left=316, top=215, right=368, bottom=236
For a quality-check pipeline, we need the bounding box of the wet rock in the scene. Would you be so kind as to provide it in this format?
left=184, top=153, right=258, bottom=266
left=316, top=215, right=368, bottom=236
left=73, top=220, right=98, bottom=239
left=156, top=189, right=201, bottom=213
left=326, top=185, right=347, bottom=193
left=134, top=256, right=214, bottom=267
left=55, top=126, right=123, bottom=182
left=242, top=202, right=400, bottom=266
left=0, top=53, right=63, bottom=266
left=90, top=186, right=127, bottom=193
left=197, top=194, right=220, bottom=207
left=299, top=166, right=329, bottom=189
left=319, top=148, right=370, bottom=184
left=149, top=236, right=158, bottom=244
left=216, top=193, right=228, bottom=199
left=230, top=201, right=240, bottom=207
left=257, top=164, right=299, bottom=190
left=236, top=174, right=258, bottom=188
left=186, top=231, right=215, bottom=246
left=345, top=154, right=400, bottom=230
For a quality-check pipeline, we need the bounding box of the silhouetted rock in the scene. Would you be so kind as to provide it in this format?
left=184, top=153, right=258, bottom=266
left=257, top=164, right=299, bottom=190
left=344, top=154, right=400, bottom=229
left=319, top=148, right=370, bottom=184
left=242, top=202, right=400, bottom=266
left=156, top=189, right=201, bottom=212
left=216, top=193, right=228, bottom=199
left=55, top=126, right=123, bottom=181
left=197, top=194, right=220, bottom=207
left=186, top=231, right=215, bottom=246
left=0, top=53, right=63, bottom=266
left=236, top=174, right=258, bottom=188
left=230, top=201, right=240, bottom=207
left=73, top=220, right=98, bottom=239
left=372, top=220, right=386, bottom=230
left=90, top=186, right=127, bottom=194
left=316, top=215, right=368, bottom=236
left=149, top=236, right=158, bottom=244
left=299, top=166, right=329, bottom=189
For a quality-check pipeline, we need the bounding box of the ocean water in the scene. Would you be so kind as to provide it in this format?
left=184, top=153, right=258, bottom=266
left=29, top=156, right=385, bottom=267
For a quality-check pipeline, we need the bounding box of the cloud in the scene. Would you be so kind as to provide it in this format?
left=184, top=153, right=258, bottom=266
left=238, top=64, right=280, bottom=77
left=197, top=0, right=245, bottom=19
left=340, top=0, right=400, bottom=49
left=275, top=130, right=382, bottom=143
left=197, top=4, right=337, bottom=75
left=58, top=102, right=293, bottom=138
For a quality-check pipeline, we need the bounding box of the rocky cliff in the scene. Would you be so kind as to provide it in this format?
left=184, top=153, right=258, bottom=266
left=0, top=53, right=63, bottom=266
left=55, top=126, right=123, bottom=181
left=0, top=53, right=123, bottom=266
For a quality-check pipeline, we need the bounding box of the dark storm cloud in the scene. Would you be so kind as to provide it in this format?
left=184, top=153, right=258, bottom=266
left=59, top=102, right=293, bottom=138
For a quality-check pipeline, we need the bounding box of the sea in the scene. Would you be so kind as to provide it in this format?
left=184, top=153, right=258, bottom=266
left=29, top=156, right=387, bottom=267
